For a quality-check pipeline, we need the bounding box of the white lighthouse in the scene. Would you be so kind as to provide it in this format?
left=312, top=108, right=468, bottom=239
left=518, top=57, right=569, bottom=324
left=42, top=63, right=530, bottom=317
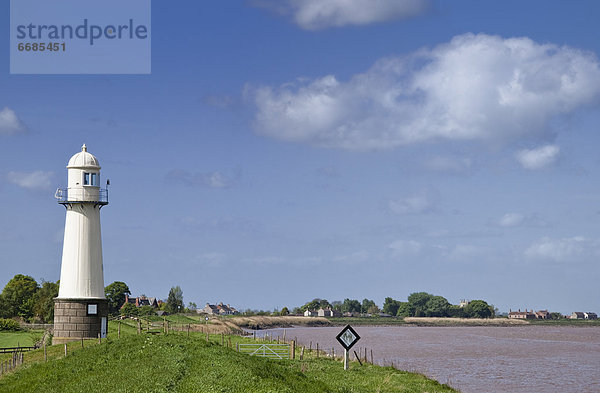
left=53, top=144, right=109, bottom=344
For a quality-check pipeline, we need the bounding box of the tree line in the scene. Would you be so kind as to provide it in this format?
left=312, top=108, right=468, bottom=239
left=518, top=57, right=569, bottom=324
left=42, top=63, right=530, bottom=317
left=382, top=293, right=495, bottom=318
left=294, top=292, right=495, bottom=319
left=0, top=274, right=186, bottom=322
left=0, top=274, right=58, bottom=323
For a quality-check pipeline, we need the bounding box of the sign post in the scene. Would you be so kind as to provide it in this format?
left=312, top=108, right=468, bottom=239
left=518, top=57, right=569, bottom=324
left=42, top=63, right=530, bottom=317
left=336, top=325, right=360, bottom=370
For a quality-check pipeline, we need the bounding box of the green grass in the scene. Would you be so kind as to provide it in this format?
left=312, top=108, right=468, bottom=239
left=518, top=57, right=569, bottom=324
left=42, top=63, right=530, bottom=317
left=0, top=331, right=456, bottom=393
left=0, top=331, right=43, bottom=348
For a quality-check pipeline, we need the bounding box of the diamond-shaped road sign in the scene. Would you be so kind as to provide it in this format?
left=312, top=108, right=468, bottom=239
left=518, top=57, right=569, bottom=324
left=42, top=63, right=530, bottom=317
left=336, top=324, right=360, bottom=351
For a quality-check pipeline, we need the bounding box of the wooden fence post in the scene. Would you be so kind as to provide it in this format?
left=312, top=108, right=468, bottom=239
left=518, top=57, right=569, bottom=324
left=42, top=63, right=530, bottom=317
left=44, top=342, right=47, bottom=362
left=221, top=333, right=224, bottom=346
left=137, top=320, right=141, bottom=335
left=353, top=350, right=363, bottom=366
left=64, top=344, right=67, bottom=357
left=316, top=343, right=319, bottom=358
left=81, top=336, right=84, bottom=348
left=290, top=340, right=295, bottom=360
left=300, top=346, right=304, bottom=361
left=187, top=324, right=190, bottom=337
left=118, top=321, right=121, bottom=338
left=206, top=332, right=209, bottom=342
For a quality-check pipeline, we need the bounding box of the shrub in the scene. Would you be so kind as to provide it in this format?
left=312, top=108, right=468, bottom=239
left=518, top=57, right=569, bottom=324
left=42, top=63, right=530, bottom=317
left=0, top=318, right=21, bottom=331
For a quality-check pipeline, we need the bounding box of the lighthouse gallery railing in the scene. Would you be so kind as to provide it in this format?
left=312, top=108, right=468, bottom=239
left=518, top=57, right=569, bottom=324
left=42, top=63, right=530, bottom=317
left=55, top=188, right=108, bottom=204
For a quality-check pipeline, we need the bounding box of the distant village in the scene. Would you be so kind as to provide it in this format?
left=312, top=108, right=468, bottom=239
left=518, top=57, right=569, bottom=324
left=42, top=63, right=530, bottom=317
left=507, top=309, right=598, bottom=320
left=122, top=295, right=239, bottom=316
left=120, top=294, right=597, bottom=320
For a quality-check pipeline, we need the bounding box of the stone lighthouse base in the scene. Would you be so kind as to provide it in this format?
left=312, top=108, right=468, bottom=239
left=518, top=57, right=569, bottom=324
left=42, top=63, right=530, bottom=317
left=53, top=298, right=109, bottom=345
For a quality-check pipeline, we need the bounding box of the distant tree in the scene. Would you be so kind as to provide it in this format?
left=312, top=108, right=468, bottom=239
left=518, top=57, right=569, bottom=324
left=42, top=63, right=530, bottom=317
left=383, top=297, right=401, bottom=316
left=104, top=281, right=131, bottom=316
left=549, top=312, right=563, bottom=320
left=407, top=292, right=434, bottom=317
left=120, top=302, right=138, bottom=317
left=0, top=274, right=39, bottom=320
left=331, top=300, right=343, bottom=312
left=396, top=302, right=413, bottom=317
left=342, top=298, right=361, bottom=314
left=0, top=318, right=21, bottom=331
left=464, top=300, right=493, bottom=318
left=424, top=296, right=451, bottom=317
left=367, top=304, right=380, bottom=314
left=32, top=280, right=59, bottom=323
left=447, top=304, right=466, bottom=318
left=301, top=298, right=330, bottom=312
left=292, top=307, right=302, bottom=315
left=188, top=302, right=198, bottom=311
left=138, top=305, right=156, bottom=316
left=280, top=307, right=290, bottom=316
left=165, top=286, right=184, bottom=314
left=361, top=299, right=377, bottom=314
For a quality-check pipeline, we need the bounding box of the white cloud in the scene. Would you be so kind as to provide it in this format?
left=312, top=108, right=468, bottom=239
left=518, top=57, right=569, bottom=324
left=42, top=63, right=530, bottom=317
left=333, top=250, right=370, bottom=264
left=0, top=107, right=27, bottom=136
left=447, top=244, right=485, bottom=261
left=166, top=168, right=241, bottom=189
left=389, top=239, right=422, bottom=255
left=254, top=0, right=428, bottom=30
left=6, top=171, right=53, bottom=190
left=388, top=193, right=434, bottom=214
left=516, top=145, right=560, bottom=169
left=498, top=213, right=525, bottom=228
left=495, top=212, right=549, bottom=228
left=251, top=34, right=600, bottom=150
left=524, top=236, right=599, bottom=262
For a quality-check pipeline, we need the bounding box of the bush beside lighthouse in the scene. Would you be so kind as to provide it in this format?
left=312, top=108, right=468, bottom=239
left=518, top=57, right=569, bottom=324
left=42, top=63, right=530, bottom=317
left=53, top=144, right=109, bottom=344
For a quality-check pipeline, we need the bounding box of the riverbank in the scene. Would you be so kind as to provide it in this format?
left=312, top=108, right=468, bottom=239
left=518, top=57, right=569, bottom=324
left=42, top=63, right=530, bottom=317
left=0, top=323, right=457, bottom=393
left=225, top=315, right=600, bottom=329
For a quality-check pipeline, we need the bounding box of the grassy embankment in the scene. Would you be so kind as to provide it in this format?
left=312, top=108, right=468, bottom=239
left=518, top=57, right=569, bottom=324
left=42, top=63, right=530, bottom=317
left=0, top=319, right=457, bottom=393
left=0, top=331, right=44, bottom=348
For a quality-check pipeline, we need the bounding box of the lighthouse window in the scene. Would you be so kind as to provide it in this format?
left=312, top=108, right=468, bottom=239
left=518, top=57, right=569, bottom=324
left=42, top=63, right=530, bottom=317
left=87, top=304, right=98, bottom=315
left=83, top=173, right=99, bottom=186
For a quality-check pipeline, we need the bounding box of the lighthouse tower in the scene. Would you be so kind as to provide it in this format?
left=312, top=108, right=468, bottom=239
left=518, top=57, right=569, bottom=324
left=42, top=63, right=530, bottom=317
left=53, top=144, right=109, bottom=344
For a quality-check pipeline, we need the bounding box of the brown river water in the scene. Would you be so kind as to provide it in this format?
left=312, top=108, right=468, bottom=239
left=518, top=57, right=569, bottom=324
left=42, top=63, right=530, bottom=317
left=256, top=325, right=600, bottom=393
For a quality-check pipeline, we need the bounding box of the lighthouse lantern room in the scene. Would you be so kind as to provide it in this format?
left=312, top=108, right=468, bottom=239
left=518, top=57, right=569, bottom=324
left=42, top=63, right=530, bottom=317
left=53, top=144, right=109, bottom=344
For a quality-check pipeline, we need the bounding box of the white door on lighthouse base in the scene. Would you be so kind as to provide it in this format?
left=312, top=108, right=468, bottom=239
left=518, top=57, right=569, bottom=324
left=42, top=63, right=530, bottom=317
left=101, top=317, right=107, bottom=338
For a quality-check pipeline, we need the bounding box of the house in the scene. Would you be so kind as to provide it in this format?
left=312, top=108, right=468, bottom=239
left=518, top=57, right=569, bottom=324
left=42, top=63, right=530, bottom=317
left=201, top=302, right=238, bottom=315
left=122, top=295, right=159, bottom=309
left=508, top=309, right=536, bottom=319
left=459, top=299, right=470, bottom=308
left=317, top=308, right=341, bottom=317
left=217, top=302, right=238, bottom=315
left=303, top=309, right=318, bottom=317
left=584, top=312, right=598, bottom=320
left=535, top=310, right=550, bottom=319
left=570, top=312, right=585, bottom=319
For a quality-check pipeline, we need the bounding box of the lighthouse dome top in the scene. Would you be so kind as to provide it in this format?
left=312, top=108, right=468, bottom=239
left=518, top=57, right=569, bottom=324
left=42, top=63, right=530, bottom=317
left=67, top=144, right=100, bottom=169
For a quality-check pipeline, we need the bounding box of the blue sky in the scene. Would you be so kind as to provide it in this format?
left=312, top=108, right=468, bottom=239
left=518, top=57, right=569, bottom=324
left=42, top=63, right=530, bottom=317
left=1, top=0, right=600, bottom=314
